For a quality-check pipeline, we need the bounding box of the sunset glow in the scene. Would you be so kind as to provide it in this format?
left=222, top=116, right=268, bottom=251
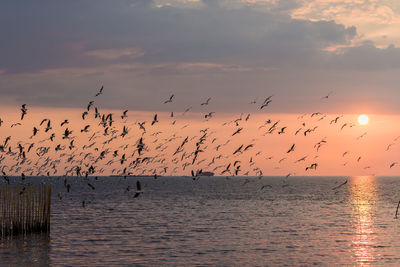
left=1, top=1, right=400, bottom=266
left=358, top=115, right=369, bottom=125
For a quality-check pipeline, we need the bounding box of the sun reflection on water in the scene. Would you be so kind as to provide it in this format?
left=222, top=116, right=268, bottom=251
left=350, top=176, right=377, bottom=265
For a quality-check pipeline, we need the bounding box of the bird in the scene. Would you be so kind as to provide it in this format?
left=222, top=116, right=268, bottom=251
left=87, top=101, right=94, bottom=111
left=260, top=100, right=271, bottom=109
left=260, top=184, right=272, bottom=190
left=205, top=112, right=215, bottom=119
left=87, top=183, right=95, bottom=190
left=182, top=106, right=192, bottom=115
left=19, top=186, right=26, bottom=195
left=386, top=143, right=394, bottom=151
left=278, top=127, right=286, bottom=135
left=121, top=126, right=128, bottom=137
left=233, top=145, right=243, bottom=155
left=151, top=114, right=158, bottom=125
left=94, top=107, right=100, bottom=119
left=32, top=127, right=39, bottom=137
left=82, top=111, right=88, bottom=120
left=11, top=122, right=22, bottom=128
left=305, top=163, right=318, bottom=171
left=95, top=86, right=104, bottom=97
left=287, top=144, right=295, bottom=153
left=121, top=110, right=128, bottom=119
left=201, top=97, right=211, bottom=106
left=164, top=94, right=174, bottom=104
left=133, top=181, right=142, bottom=198
left=295, top=156, right=307, bottom=163
left=69, top=140, right=75, bottom=150
left=243, top=144, right=253, bottom=151
left=311, top=112, right=321, bottom=117
left=321, top=91, right=333, bottom=99
left=330, top=116, right=341, bottom=124
left=40, top=118, right=48, bottom=126
left=20, top=104, right=27, bottom=120
left=332, top=179, right=347, bottom=190
left=232, top=128, right=243, bottom=136
left=81, top=125, right=90, bottom=133
left=138, top=121, right=146, bottom=132
left=63, top=128, right=73, bottom=139
left=45, top=120, right=52, bottom=132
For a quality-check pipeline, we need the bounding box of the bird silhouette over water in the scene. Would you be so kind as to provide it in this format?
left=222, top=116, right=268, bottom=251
left=133, top=181, right=142, bottom=198
left=0, top=84, right=394, bottom=212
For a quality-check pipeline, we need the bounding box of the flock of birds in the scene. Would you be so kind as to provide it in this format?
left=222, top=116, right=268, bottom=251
left=0, top=87, right=399, bottom=203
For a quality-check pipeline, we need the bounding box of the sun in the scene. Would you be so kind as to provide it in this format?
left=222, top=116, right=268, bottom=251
left=358, top=114, right=369, bottom=125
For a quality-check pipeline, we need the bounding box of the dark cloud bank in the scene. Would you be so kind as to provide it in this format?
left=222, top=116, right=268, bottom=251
left=0, top=0, right=399, bottom=113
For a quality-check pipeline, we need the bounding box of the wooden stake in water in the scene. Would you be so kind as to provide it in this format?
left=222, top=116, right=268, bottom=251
left=0, top=185, right=51, bottom=238
left=395, top=200, right=400, bottom=219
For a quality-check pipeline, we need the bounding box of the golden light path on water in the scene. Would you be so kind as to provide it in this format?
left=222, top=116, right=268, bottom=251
left=350, top=176, right=377, bottom=265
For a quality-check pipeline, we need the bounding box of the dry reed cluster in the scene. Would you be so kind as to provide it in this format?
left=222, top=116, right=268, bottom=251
left=0, top=185, right=51, bottom=237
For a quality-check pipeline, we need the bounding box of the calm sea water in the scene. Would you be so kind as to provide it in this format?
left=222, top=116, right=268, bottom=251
left=1, top=176, right=400, bottom=266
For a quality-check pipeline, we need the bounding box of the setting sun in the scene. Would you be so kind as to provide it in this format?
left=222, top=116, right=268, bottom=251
left=358, top=114, right=369, bottom=125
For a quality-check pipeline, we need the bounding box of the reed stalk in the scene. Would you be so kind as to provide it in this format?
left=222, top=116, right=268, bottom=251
left=0, top=185, right=51, bottom=238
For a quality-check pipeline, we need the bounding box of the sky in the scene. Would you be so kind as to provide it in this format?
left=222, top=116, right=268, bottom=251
left=1, top=0, right=400, bottom=112
left=0, top=0, right=399, bottom=176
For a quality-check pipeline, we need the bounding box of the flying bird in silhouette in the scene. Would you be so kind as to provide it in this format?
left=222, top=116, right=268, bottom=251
left=95, top=86, right=104, bottom=97
left=82, top=111, right=88, bottom=120
left=260, top=95, right=273, bottom=109
left=81, top=125, right=90, bottom=133
left=61, top=120, right=69, bottom=126
left=287, top=144, right=295, bottom=153
left=205, top=112, right=215, bottom=119
left=63, top=128, right=73, bottom=139
left=121, top=110, right=128, bottom=119
left=151, top=114, right=158, bottom=125
left=321, top=91, right=333, bottom=99
left=20, top=104, right=27, bottom=120
left=201, top=97, right=211, bottom=106
left=232, top=128, right=243, bottom=136
left=332, top=179, right=347, bottom=190
left=133, top=181, right=142, bottom=198
left=87, top=101, right=94, bottom=111
left=164, top=94, right=174, bottom=104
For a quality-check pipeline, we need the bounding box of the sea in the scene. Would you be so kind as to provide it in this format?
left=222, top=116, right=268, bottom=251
left=1, top=175, right=400, bottom=266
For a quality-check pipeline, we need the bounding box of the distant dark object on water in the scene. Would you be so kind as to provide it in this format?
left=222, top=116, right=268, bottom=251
left=395, top=200, right=400, bottom=219
left=199, top=171, right=214, bottom=176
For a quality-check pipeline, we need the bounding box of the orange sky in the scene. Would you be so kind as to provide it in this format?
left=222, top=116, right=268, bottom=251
left=0, top=105, right=399, bottom=177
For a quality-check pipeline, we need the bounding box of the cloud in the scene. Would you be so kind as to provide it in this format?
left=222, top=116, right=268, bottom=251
left=327, top=41, right=400, bottom=70
left=291, top=0, right=400, bottom=47
left=0, top=0, right=357, bottom=74
left=85, top=47, right=145, bottom=60
left=0, top=0, right=400, bottom=113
